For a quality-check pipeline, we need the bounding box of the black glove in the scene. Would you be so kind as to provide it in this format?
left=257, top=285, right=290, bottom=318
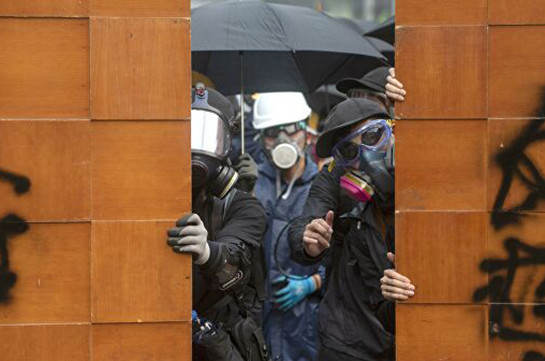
left=233, top=153, right=258, bottom=193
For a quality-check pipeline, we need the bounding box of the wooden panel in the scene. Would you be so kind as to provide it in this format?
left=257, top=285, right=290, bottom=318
left=0, top=0, right=88, bottom=16
left=396, top=212, right=487, bottom=303
left=396, top=0, right=486, bottom=26
left=489, top=26, right=545, bottom=118
left=0, top=223, right=90, bottom=323
left=396, top=119, right=487, bottom=211
left=90, top=120, right=191, bottom=220
left=0, top=120, right=90, bottom=222
left=397, top=305, right=488, bottom=361
left=92, top=323, right=191, bottom=361
left=489, top=306, right=545, bottom=361
left=0, top=19, right=89, bottom=119
left=91, top=221, right=191, bottom=322
left=484, top=214, right=545, bottom=306
left=90, top=0, right=189, bottom=17
left=488, top=119, right=545, bottom=213
left=395, top=26, right=487, bottom=119
left=0, top=324, right=89, bottom=361
left=90, top=18, right=191, bottom=120
left=489, top=0, right=545, bottom=25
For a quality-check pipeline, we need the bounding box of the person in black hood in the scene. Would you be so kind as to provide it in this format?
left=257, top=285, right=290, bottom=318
left=289, top=98, right=416, bottom=361
left=167, top=84, right=269, bottom=361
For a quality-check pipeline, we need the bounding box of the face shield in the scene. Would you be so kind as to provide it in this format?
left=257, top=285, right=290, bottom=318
left=191, top=109, right=232, bottom=160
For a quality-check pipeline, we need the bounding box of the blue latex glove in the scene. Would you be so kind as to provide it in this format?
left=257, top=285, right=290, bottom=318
left=273, top=276, right=316, bottom=312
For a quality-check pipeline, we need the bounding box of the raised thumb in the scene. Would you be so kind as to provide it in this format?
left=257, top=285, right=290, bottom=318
left=387, top=252, right=395, bottom=265
left=325, top=210, right=334, bottom=227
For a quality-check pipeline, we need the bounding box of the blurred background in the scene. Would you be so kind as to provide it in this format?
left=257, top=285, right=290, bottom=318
left=192, top=0, right=395, bottom=26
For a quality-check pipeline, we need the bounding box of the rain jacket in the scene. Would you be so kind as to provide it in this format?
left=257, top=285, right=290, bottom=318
left=288, top=166, right=395, bottom=361
left=255, top=156, right=325, bottom=361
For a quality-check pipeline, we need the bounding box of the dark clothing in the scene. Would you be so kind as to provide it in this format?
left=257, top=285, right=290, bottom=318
left=193, top=190, right=268, bottom=328
left=289, top=166, right=395, bottom=361
left=255, top=156, right=324, bottom=361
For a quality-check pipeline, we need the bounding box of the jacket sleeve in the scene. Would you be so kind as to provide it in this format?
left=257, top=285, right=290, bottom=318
left=288, top=166, right=342, bottom=265
left=200, top=191, right=268, bottom=294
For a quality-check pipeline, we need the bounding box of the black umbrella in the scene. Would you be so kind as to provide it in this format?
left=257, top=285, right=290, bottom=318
left=192, top=1, right=387, bottom=95
left=365, top=15, right=395, bottom=45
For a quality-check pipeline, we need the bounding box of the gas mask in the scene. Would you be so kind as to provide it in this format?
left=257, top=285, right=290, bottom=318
left=262, top=121, right=306, bottom=170
left=191, top=86, right=239, bottom=199
left=332, top=119, right=395, bottom=205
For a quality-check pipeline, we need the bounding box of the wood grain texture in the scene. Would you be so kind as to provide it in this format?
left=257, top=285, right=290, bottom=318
left=396, top=0, right=486, bottom=26
left=90, top=0, right=189, bottom=17
left=92, top=322, right=191, bottom=361
left=397, top=305, right=488, bottom=361
left=489, top=26, right=545, bottom=118
left=396, top=212, right=487, bottom=303
left=489, top=0, right=545, bottom=25
left=90, top=18, right=191, bottom=120
left=91, top=221, right=191, bottom=323
left=0, top=223, right=90, bottom=323
left=0, top=19, right=89, bottom=119
left=395, top=26, right=487, bottom=119
left=488, top=118, right=545, bottom=212
left=0, top=324, right=89, bottom=361
left=90, top=120, right=191, bottom=220
left=395, top=119, right=487, bottom=211
left=0, top=0, right=88, bottom=16
left=0, top=120, right=90, bottom=222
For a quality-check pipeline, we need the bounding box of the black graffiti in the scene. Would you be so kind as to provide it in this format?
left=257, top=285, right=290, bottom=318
left=473, top=89, right=545, bottom=358
left=0, top=168, right=31, bottom=303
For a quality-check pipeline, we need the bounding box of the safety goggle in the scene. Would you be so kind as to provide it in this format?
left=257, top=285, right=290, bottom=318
left=261, top=121, right=306, bottom=138
left=332, top=119, right=392, bottom=166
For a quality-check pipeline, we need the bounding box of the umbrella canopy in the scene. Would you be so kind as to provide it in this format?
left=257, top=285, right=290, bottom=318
left=192, top=0, right=387, bottom=95
left=365, top=15, right=395, bottom=45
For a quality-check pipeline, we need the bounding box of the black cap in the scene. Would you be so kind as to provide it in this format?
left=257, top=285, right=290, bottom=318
left=315, top=98, right=389, bottom=158
left=192, top=85, right=235, bottom=123
left=335, top=66, right=390, bottom=95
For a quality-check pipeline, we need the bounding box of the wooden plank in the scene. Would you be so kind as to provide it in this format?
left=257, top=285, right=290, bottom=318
left=90, top=120, right=191, bottom=220
left=90, top=18, right=191, bottom=120
left=489, top=26, right=545, bottom=118
left=397, top=305, right=488, bottom=361
left=92, top=323, right=191, bottom=361
left=90, top=0, right=189, bottom=17
left=489, top=0, right=545, bottom=25
left=488, top=118, right=545, bottom=213
left=0, top=324, right=90, bottom=361
left=0, top=19, right=89, bottom=119
left=395, top=119, right=487, bottom=211
left=0, top=120, right=90, bottom=222
left=395, top=26, right=487, bottom=119
left=91, top=221, right=191, bottom=323
left=396, top=212, right=487, bottom=303
left=0, top=0, right=88, bottom=17
left=396, top=0, right=486, bottom=26
left=0, top=223, right=90, bottom=323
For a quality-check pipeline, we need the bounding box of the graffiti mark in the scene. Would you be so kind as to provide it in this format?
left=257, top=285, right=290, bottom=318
left=0, top=168, right=31, bottom=303
left=473, top=88, right=545, bottom=359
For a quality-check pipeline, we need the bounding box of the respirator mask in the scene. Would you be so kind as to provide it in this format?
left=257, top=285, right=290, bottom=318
left=262, top=121, right=306, bottom=170
left=332, top=119, right=395, bottom=205
left=191, top=87, right=239, bottom=199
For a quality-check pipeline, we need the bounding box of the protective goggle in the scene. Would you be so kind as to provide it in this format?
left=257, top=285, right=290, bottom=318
left=332, top=119, right=392, bottom=166
left=191, top=109, right=231, bottom=159
left=261, top=121, right=306, bottom=138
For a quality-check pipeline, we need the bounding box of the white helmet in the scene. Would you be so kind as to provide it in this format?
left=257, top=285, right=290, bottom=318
left=252, top=92, right=311, bottom=130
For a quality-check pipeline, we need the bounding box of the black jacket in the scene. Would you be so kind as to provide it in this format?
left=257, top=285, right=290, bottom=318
left=193, top=190, right=268, bottom=327
left=289, top=166, right=395, bottom=361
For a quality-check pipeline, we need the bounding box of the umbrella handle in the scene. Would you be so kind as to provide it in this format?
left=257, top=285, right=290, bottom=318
left=240, top=51, right=245, bottom=154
